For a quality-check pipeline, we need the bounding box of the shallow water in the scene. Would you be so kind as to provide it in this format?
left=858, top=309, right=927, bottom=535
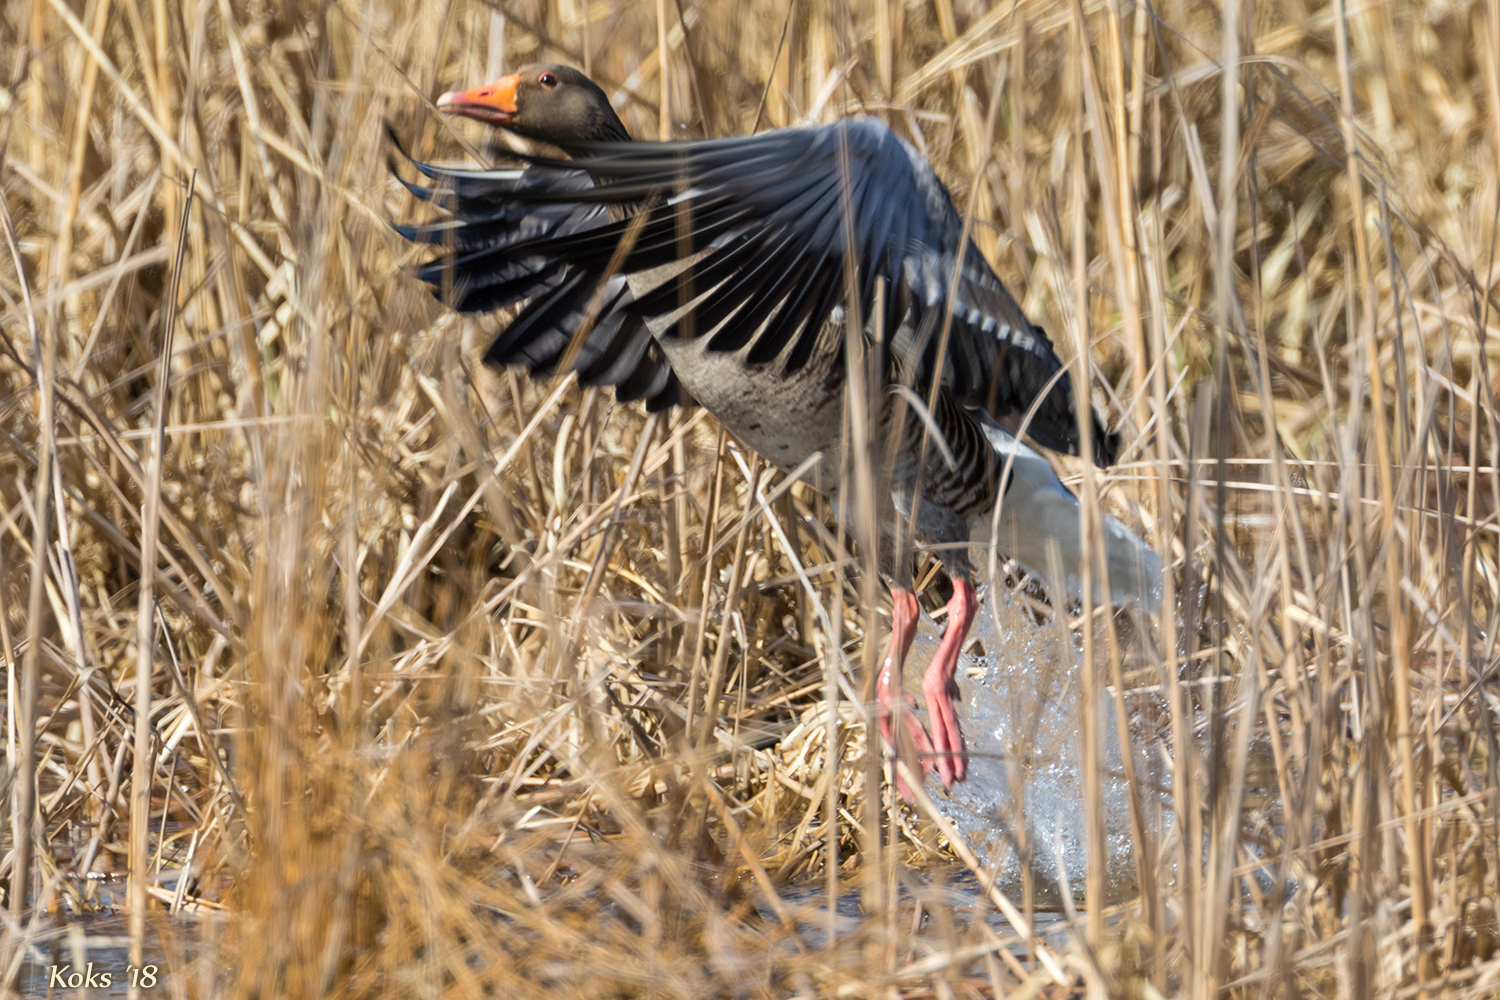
left=10, top=873, right=212, bottom=998
left=763, top=874, right=1075, bottom=950
left=913, top=585, right=1169, bottom=907
left=12, top=911, right=157, bottom=998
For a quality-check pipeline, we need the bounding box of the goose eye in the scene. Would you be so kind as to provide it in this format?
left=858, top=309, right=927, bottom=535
left=539, top=72, right=557, bottom=88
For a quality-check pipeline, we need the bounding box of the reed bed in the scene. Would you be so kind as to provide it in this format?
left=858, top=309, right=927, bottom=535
left=1, top=0, right=1498, bottom=995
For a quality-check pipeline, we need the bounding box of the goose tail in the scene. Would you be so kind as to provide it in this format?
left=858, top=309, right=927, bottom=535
left=974, top=416, right=1163, bottom=607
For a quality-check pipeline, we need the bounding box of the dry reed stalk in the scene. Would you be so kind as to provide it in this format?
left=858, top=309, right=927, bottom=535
left=1, top=172, right=48, bottom=930
left=129, top=168, right=192, bottom=987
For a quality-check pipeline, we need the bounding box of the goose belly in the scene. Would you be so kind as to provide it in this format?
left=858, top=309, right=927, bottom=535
left=654, top=334, right=844, bottom=476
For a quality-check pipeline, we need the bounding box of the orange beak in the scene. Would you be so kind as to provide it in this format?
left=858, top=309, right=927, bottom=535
left=436, top=73, right=519, bottom=125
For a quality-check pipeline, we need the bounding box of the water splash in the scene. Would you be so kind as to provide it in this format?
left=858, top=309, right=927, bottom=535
left=911, top=584, right=1165, bottom=908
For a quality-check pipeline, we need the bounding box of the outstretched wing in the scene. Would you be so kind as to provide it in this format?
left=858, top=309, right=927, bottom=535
left=393, top=150, right=680, bottom=411
left=396, top=119, right=1115, bottom=462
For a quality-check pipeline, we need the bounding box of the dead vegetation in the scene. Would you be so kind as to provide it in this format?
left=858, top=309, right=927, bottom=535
left=1, top=0, right=1499, bottom=996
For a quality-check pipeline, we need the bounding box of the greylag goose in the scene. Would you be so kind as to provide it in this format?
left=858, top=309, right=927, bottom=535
left=397, top=64, right=1161, bottom=795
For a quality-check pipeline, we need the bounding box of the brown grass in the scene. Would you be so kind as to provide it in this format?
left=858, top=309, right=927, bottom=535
left=1, top=0, right=1499, bottom=996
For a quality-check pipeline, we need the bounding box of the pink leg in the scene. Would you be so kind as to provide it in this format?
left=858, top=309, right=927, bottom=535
left=921, top=577, right=978, bottom=789
left=876, top=588, right=934, bottom=800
